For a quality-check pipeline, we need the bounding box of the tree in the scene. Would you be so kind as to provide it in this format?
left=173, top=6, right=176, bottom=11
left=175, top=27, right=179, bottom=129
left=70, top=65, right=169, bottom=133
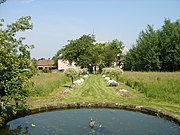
left=103, top=44, right=116, bottom=67
left=0, top=0, right=6, bottom=5
left=101, top=40, right=124, bottom=67
left=123, top=46, right=136, bottom=71
left=134, top=25, right=160, bottom=71
left=54, top=36, right=124, bottom=71
left=110, top=39, right=124, bottom=65
left=0, top=16, right=34, bottom=123
left=102, top=67, right=123, bottom=82
left=124, top=19, right=180, bottom=71
left=55, top=34, right=95, bottom=68
left=89, top=43, right=105, bottom=72
left=124, top=25, right=161, bottom=71
left=64, top=67, right=82, bottom=84
left=158, top=19, right=180, bottom=71
left=52, top=49, right=63, bottom=67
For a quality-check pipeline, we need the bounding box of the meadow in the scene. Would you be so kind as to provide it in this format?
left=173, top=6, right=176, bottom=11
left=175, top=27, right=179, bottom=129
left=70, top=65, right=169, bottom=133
left=29, top=72, right=180, bottom=115
left=30, top=73, right=70, bottom=97
left=119, top=72, right=180, bottom=104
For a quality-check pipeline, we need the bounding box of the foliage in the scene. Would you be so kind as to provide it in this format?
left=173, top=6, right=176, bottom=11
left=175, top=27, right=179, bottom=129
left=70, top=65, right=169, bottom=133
left=110, top=67, right=123, bottom=82
left=102, top=67, right=123, bottom=82
left=102, top=68, right=112, bottom=76
left=42, top=68, right=49, bottom=73
left=82, top=68, right=88, bottom=74
left=64, top=67, right=82, bottom=84
left=124, top=79, right=147, bottom=96
left=124, top=19, right=180, bottom=71
left=90, top=39, right=124, bottom=67
left=54, top=35, right=124, bottom=69
left=108, top=39, right=124, bottom=66
left=0, top=124, right=30, bottom=135
left=58, top=35, right=95, bottom=67
left=103, top=45, right=116, bottom=67
left=0, top=0, right=6, bottom=5
left=0, top=16, right=34, bottom=119
left=158, top=19, right=180, bottom=71
left=52, top=50, right=62, bottom=67
left=30, top=58, right=38, bottom=75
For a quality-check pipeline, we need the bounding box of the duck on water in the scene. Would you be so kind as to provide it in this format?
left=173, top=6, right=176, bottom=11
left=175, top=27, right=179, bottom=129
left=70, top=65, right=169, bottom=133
left=89, top=117, right=103, bottom=128
left=89, top=117, right=110, bottom=134
left=89, top=117, right=96, bottom=129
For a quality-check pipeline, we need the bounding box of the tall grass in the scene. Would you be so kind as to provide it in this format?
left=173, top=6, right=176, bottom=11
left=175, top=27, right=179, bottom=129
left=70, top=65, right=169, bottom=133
left=119, top=72, right=180, bottom=104
left=30, top=73, right=69, bottom=97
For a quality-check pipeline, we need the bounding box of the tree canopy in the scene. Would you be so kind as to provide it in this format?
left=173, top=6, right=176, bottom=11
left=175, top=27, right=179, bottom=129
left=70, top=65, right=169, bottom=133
left=0, top=16, right=34, bottom=121
left=54, top=35, right=124, bottom=71
left=124, top=19, right=180, bottom=71
left=0, top=0, right=6, bottom=5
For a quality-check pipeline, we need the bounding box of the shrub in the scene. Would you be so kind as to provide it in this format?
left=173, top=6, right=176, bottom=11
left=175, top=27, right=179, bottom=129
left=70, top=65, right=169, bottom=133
left=64, top=67, right=82, bottom=84
left=82, top=68, right=88, bottom=74
left=102, top=67, right=123, bottom=82
left=42, top=69, right=49, bottom=73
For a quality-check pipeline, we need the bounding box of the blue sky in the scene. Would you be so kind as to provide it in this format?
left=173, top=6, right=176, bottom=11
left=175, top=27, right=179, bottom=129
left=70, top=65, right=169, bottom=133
left=0, top=0, right=180, bottom=59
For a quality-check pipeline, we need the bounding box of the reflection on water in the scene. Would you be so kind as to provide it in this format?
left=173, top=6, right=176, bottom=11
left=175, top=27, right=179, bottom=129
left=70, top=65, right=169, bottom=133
left=1, top=109, right=180, bottom=135
left=0, top=124, right=30, bottom=135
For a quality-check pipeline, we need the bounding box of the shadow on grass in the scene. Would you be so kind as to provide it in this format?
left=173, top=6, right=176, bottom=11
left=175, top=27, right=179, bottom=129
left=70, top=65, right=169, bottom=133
left=62, top=84, right=72, bottom=88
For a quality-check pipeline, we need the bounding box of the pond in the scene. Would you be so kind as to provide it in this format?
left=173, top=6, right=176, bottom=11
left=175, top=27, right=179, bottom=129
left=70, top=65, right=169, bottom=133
left=1, top=109, right=180, bottom=135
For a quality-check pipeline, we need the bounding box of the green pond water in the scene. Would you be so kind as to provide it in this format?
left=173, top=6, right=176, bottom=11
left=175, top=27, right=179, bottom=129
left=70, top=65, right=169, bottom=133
left=1, top=109, right=180, bottom=135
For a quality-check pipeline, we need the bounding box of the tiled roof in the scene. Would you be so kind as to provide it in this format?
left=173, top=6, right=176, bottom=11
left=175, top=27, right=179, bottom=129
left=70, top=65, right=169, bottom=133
left=36, top=60, right=55, bottom=66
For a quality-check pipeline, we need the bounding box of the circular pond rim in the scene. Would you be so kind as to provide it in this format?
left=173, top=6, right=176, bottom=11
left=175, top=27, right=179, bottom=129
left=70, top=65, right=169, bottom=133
left=5, top=102, right=180, bottom=126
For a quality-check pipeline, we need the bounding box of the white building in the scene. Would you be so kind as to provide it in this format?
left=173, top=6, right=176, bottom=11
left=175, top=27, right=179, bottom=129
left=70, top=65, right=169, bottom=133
left=57, top=55, right=75, bottom=71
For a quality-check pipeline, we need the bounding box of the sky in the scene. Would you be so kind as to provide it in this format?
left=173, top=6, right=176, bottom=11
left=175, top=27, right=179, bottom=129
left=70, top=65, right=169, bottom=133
left=0, top=0, right=180, bottom=59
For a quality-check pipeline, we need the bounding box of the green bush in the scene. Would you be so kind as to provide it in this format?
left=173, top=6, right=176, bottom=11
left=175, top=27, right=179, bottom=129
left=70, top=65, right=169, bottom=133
left=64, top=67, right=82, bottom=84
left=42, top=69, right=49, bottom=73
left=102, top=67, right=123, bottom=81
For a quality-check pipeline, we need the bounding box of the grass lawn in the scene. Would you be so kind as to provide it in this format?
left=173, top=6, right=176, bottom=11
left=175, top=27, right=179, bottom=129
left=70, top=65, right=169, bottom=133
left=28, top=72, right=180, bottom=116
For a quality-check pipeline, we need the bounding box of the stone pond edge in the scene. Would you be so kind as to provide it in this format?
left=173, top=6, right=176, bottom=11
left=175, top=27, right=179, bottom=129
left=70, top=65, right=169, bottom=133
left=1, top=102, right=180, bottom=127
left=19, top=102, right=180, bottom=125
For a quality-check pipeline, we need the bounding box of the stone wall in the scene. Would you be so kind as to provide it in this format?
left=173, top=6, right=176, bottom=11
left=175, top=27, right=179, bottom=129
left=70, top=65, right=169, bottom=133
left=1, top=102, right=180, bottom=127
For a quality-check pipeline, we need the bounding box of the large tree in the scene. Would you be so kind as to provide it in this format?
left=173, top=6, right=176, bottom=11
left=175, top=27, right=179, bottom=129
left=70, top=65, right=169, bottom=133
left=0, top=16, right=34, bottom=121
left=124, top=19, right=180, bottom=71
left=54, top=36, right=124, bottom=70
left=56, top=34, right=95, bottom=67
left=100, top=39, right=124, bottom=67
left=158, top=19, right=180, bottom=71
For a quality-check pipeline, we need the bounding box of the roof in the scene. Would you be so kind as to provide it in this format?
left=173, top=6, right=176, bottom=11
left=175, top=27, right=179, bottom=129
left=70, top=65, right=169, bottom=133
left=36, top=59, right=55, bottom=66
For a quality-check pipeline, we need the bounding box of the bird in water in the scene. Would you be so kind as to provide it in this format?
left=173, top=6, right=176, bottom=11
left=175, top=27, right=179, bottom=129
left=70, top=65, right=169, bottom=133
left=89, top=117, right=95, bottom=128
